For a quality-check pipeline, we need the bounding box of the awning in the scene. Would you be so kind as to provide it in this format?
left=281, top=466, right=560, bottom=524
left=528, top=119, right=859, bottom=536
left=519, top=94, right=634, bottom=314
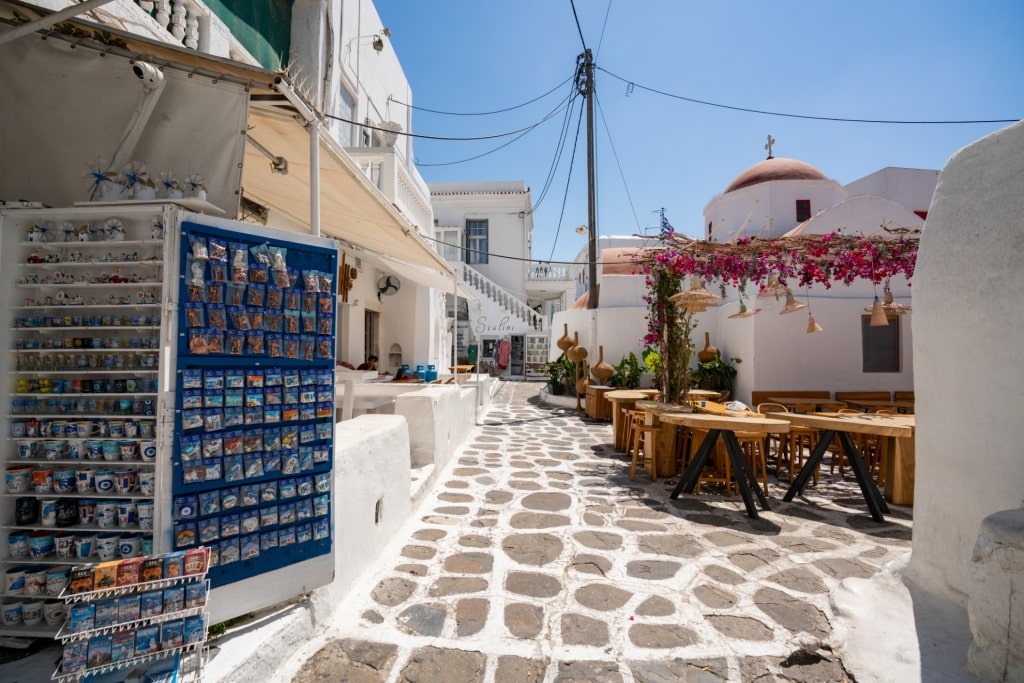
left=242, top=107, right=455, bottom=275
left=357, top=248, right=478, bottom=302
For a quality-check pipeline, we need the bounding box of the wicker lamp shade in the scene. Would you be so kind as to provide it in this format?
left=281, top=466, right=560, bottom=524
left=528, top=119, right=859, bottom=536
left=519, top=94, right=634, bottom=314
left=779, top=289, right=807, bottom=315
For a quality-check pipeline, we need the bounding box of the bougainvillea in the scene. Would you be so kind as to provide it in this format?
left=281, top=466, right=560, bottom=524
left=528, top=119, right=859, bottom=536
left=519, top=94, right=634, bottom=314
left=638, top=228, right=919, bottom=400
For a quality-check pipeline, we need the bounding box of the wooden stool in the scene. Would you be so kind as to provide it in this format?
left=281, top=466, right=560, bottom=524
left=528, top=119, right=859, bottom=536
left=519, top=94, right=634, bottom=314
left=629, top=412, right=660, bottom=481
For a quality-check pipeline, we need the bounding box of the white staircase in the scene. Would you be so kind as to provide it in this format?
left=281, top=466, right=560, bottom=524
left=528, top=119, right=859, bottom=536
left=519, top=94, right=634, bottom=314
left=458, top=262, right=545, bottom=332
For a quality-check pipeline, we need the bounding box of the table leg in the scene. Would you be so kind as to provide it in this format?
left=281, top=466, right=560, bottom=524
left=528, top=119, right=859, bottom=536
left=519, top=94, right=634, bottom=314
left=722, top=430, right=769, bottom=518
left=671, top=429, right=720, bottom=498
left=783, top=430, right=835, bottom=501
left=837, top=432, right=890, bottom=521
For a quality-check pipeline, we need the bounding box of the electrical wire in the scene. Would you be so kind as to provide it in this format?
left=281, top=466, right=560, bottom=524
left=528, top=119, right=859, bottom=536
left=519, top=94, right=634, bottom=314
left=569, top=0, right=588, bottom=51
left=427, top=235, right=656, bottom=266
left=416, top=91, right=578, bottom=167
left=387, top=75, right=573, bottom=116
left=598, top=66, right=1020, bottom=125
left=595, top=0, right=613, bottom=59
left=595, top=93, right=642, bottom=233
left=323, top=98, right=575, bottom=141
left=527, top=84, right=584, bottom=213
left=546, top=101, right=586, bottom=263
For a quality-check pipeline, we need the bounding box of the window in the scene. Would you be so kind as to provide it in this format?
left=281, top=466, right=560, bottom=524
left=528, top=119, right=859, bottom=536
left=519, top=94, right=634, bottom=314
left=795, top=200, right=811, bottom=223
left=435, top=228, right=460, bottom=262
left=861, top=315, right=900, bottom=372
left=707, top=221, right=713, bottom=239
left=465, top=219, right=489, bottom=264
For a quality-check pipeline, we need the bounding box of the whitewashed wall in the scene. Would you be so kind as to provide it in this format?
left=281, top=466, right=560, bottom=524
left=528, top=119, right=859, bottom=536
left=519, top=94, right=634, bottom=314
left=907, top=120, right=1024, bottom=604
left=845, top=167, right=940, bottom=215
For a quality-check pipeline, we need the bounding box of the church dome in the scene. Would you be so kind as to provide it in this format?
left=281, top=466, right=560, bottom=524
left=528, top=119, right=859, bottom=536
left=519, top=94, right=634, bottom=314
left=724, top=157, right=828, bottom=193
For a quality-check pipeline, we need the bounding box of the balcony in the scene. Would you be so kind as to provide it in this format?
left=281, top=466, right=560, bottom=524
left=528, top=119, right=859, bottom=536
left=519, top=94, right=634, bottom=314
left=346, top=147, right=433, bottom=237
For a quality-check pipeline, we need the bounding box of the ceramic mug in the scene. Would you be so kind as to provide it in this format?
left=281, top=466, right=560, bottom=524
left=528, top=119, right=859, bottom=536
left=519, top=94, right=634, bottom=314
left=46, top=568, right=69, bottom=597
left=23, top=568, right=47, bottom=595
left=1, top=601, right=22, bottom=626
left=54, top=533, right=76, bottom=559
left=116, top=501, right=137, bottom=528
left=95, top=501, right=117, bottom=529
left=4, top=567, right=26, bottom=595
left=21, top=600, right=44, bottom=626
left=31, top=468, right=54, bottom=494
left=76, top=469, right=94, bottom=493
left=5, top=466, right=33, bottom=494
left=138, top=471, right=155, bottom=496
left=44, top=601, right=67, bottom=626
left=136, top=500, right=154, bottom=530
left=74, top=534, right=94, bottom=559
left=77, top=499, right=96, bottom=526
left=95, top=534, right=119, bottom=561
left=118, top=534, right=142, bottom=558
left=39, top=499, right=58, bottom=527
left=93, top=470, right=115, bottom=494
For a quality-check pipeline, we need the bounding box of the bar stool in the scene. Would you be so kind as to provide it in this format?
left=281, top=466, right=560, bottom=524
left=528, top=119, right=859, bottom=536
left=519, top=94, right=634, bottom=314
left=628, top=411, right=660, bottom=481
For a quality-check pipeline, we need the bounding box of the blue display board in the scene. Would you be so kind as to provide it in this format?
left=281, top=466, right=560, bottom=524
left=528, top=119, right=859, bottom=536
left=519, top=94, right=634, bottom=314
left=172, top=222, right=336, bottom=588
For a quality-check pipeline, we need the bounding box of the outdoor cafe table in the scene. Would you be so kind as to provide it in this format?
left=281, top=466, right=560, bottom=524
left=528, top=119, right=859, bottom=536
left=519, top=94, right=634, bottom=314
left=660, top=412, right=790, bottom=519
left=840, top=398, right=916, bottom=414
left=769, top=412, right=916, bottom=520
left=764, top=396, right=850, bottom=412
left=605, top=390, right=647, bottom=450
left=635, top=400, right=693, bottom=477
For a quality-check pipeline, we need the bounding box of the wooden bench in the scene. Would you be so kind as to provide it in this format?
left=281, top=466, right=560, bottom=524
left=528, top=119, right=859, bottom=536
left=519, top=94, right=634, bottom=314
left=835, top=391, right=892, bottom=402
left=750, top=390, right=830, bottom=411
left=894, top=391, right=915, bottom=402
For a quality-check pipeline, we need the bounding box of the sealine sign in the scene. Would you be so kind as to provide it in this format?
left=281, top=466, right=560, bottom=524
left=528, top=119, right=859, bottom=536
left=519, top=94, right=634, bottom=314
left=475, top=315, right=514, bottom=334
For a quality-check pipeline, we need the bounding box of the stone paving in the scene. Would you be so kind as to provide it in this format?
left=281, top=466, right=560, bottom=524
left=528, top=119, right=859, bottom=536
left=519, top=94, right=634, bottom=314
left=287, top=382, right=913, bottom=682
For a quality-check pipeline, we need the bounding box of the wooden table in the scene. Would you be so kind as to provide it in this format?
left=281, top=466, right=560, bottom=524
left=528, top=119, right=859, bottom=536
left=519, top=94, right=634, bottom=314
left=605, top=390, right=647, bottom=450
left=769, top=412, right=915, bottom=519
left=765, top=396, right=850, bottom=412
left=660, top=412, right=790, bottom=519
left=635, top=401, right=694, bottom=477
left=686, top=389, right=722, bottom=402
left=840, top=399, right=915, bottom=414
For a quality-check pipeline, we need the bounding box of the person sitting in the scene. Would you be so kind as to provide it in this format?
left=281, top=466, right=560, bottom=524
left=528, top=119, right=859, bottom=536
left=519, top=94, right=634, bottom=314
left=337, top=360, right=355, bottom=370
left=356, top=355, right=378, bottom=371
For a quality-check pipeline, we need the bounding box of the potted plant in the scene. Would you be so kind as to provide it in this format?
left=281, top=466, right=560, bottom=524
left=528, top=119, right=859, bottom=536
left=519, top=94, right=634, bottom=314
left=559, top=355, right=578, bottom=395
left=691, top=356, right=740, bottom=394
left=610, top=352, right=642, bottom=389
left=546, top=360, right=566, bottom=395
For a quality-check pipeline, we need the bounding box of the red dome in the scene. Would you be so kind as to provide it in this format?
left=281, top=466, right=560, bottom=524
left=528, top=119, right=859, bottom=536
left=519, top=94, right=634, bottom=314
left=724, top=157, right=827, bottom=193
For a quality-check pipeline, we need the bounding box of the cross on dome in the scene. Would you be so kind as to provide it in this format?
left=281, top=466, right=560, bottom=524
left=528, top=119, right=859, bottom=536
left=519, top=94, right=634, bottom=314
left=764, top=134, right=776, bottom=159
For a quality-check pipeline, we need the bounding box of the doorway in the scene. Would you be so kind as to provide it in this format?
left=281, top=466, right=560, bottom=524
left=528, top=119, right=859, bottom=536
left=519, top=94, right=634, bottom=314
left=364, top=309, right=379, bottom=362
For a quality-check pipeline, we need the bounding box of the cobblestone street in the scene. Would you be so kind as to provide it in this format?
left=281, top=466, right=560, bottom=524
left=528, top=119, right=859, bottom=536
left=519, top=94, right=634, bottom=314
left=283, top=381, right=913, bottom=682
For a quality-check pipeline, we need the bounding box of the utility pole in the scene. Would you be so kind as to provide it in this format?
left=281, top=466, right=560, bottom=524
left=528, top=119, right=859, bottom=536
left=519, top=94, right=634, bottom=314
left=577, top=49, right=598, bottom=310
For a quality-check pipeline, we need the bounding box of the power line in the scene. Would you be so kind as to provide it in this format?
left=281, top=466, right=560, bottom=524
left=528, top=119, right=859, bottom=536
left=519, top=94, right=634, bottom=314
left=528, top=87, right=584, bottom=214
left=598, top=66, right=1020, bottom=125
left=569, top=0, right=588, bottom=51
left=415, top=91, right=577, bottom=167
left=595, top=93, right=641, bottom=233
left=387, top=75, right=573, bottom=116
left=323, top=98, right=574, bottom=141
left=547, top=100, right=586, bottom=263
left=595, top=0, right=613, bottom=58
left=427, top=235, right=653, bottom=267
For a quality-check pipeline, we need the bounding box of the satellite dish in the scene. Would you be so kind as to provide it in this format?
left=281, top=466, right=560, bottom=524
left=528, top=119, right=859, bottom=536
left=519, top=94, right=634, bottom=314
left=376, top=274, right=401, bottom=300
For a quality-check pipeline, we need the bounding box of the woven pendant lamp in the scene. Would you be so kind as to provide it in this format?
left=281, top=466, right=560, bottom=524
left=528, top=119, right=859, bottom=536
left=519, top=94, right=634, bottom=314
left=806, top=314, right=823, bottom=334
left=779, top=289, right=807, bottom=315
left=757, top=275, right=785, bottom=300
left=669, top=276, right=722, bottom=308
left=882, top=287, right=911, bottom=315
left=728, top=300, right=761, bottom=319
left=867, top=297, right=889, bottom=326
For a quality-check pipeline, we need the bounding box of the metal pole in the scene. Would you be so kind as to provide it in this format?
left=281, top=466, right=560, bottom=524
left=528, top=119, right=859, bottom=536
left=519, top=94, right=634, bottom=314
left=0, top=0, right=115, bottom=47
left=310, top=119, right=321, bottom=237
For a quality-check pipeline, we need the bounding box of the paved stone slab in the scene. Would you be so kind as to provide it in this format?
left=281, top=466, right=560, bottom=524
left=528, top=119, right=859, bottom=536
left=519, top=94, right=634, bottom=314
left=765, top=567, right=828, bottom=594
left=506, top=571, right=562, bottom=598
left=521, top=491, right=572, bottom=511
left=494, top=655, right=547, bottom=683
left=485, top=490, right=514, bottom=504
left=625, top=559, right=681, bottom=580
left=628, top=623, right=699, bottom=648
left=505, top=602, right=544, bottom=639
left=570, top=553, right=613, bottom=576
left=510, top=511, right=572, bottom=528
left=371, top=577, right=417, bottom=606
left=636, top=534, right=704, bottom=558
left=693, top=583, right=738, bottom=609
left=427, top=577, right=488, bottom=597
left=398, top=646, right=485, bottom=683
left=397, top=604, right=446, bottom=637
left=753, top=587, right=830, bottom=638
left=438, top=493, right=475, bottom=503
left=455, top=598, right=487, bottom=637
left=394, top=563, right=428, bottom=577
left=706, top=615, right=774, bottom=641
left=400, top=545, right=437, bottom=560
left=635, top=595, right=675, bottom=616
left=553, top=660, right=623, bottom=682
left=574, top=583, right=632, bottom=610
left=411, top=529, right=447, bottom=541
left=502, top=533, right=564, bottom=565
left=629, top=658, right=729, bottom=683
left=443, top=552, right=493, bottom=574
left=292, top=638, right=398, bottom=683
left=561, top=613, right=610, bottom=646
left=573, top=530, right=623, bottom=550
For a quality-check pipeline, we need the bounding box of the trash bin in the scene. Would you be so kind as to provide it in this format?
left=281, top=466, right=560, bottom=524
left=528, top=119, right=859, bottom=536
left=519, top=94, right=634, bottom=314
left=467, top=344, right=478, bottom=364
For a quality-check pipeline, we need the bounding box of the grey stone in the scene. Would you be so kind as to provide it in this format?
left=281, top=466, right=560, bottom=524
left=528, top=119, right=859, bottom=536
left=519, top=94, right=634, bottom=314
left=361, top=610, right=384, bottom=624
left=765, top=568, right=828, bottom=594
left=292, top=638, right=398, bottom=683
left=509, top=480, right=543, bottom=491
left=629, top=658, right=729, bottom=682
left=452, top=467, right=489, bottom=476
left=693, top=584, right=737, bottom=609
left=485, top=490, right=514, bottom=504
left=706, top=615, right=774, bottom=641
left=427, top=577, right=488, bottom=596
left=455, top=598, right=487, bottom=637
left=561, top=613, right=610, bottom=646
left=395, top=564, right=428, bottom=577
left=443, top=552, right=493, bottom=574
left=635, top=595, right=675, bottom=617
left=401, top=545, right=437, bottom=560
left=703, top=563, right=746, bottom=585
left=583, top=512, right=606, bottom=526
left=506, top=571, right=563, bottom=598
left=445, top=480, right=470, bottom=489
left=505, top=602, right=544, bottom=638
left=753, top=587, right=830, bottom=638
left=510, top=511, right=571, bottom=528
left=553, top=661, right=622, bottom=683
left=397, top=604, right=447, bottom=637
left=398, top=646, right=485, bottom=683
left=510, top=470, right=541, bottom=478
left=571, top=553, right=613, bottom=576
left=411, top=529, right=446, bottom=541
left=729, top=550, right=778, bottom=572
left=371, top=577, right=417, bottom=606
left=469, top=518, right=497, bottom=528
left=812, top=556, right=876, bottom=580
left=434, top=505, right=471, bottom=515
left=615, top=520, right=668, bottom=532
left=458, top=534, right=490, bottom=548
left=773, top=537, right=839, bottom=553
left=573, top=530, right=623, bottom=551
left=574, top=583, right=632, bottom=611
left=438, top=493, right=475, bottom=503
left=494, top=655, right=547, bottom=683
left=628, top=623, right=699, bottom=648
left=521, top=491, right=572, bottom=511
left=626, top=559, right=681, bottom=580
left=703, top=530, right=751, bottom=547
left=637, top=534, right=704, bottom=558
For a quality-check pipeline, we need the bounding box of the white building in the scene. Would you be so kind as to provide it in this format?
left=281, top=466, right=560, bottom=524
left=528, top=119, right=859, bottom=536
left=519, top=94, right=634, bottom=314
left=551, top=154, right=931, bottom=405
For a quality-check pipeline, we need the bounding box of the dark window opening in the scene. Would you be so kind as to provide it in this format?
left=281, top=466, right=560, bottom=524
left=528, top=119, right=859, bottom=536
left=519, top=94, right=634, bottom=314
left=861, top=315, right=900, bottom=372
left=796, top=200, right=811, bottom=223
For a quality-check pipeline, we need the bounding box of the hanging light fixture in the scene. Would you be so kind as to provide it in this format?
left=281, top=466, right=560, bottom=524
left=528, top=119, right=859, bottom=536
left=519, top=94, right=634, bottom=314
left=882, top=285, right=911, bottom=315
left=867, top=296, right=890, bottom=327
left=803, top=288, right=823, bottom=333
left=779, top=288, right=807, bottom=315
left=669, top=275, right=722, bottom=308
left=757, top=274, right=785, bottom=300
left=728, top=300, right=761, bottom=319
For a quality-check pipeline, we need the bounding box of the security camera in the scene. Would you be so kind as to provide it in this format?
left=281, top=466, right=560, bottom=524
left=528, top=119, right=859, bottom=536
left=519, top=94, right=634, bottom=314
left=132, top=61, right=163, bottom=87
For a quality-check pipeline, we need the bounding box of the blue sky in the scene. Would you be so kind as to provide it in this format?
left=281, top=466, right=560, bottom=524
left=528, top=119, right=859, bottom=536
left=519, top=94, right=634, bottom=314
left=375, top=1, right=1023, bottom=264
